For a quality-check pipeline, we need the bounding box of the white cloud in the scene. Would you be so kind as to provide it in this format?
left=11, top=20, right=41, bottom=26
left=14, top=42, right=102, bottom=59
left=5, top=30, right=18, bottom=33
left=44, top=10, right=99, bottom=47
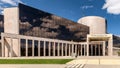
left=81, top=5, right=94, bottom=9
left=102, top=0, right=120, bottom=15
left=1, top=0, right=17, bottom=6
left=0, top=5, right=4, bottom=14
left=0, top=0, right=23, bottom=14
left=1, top=0, right=23, bottom=6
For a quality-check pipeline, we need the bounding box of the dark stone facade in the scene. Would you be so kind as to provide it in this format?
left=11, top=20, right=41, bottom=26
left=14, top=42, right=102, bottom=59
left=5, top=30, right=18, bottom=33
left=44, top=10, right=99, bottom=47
left=19, top=3, right=89, bottom=42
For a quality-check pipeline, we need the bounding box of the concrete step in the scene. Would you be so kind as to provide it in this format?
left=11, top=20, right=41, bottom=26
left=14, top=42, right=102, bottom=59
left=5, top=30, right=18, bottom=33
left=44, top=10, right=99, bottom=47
left=65, top=64, right=85, bottom=68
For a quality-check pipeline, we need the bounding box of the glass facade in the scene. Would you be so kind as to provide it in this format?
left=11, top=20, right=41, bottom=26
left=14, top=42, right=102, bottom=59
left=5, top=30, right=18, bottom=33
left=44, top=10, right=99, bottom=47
left=0, top=15, right=4, bottom=39
left=19, top=3, right=89, bottom=42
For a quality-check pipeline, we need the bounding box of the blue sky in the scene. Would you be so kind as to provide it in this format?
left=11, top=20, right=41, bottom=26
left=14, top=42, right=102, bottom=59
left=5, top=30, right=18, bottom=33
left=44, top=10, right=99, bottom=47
left=0, top=0, right=120, bottom=35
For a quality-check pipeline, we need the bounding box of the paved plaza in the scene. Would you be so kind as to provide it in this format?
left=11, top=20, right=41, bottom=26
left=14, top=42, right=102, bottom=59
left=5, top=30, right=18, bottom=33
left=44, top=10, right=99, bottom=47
left=0, top=58, right=120, bottom=68
left=67, top=58, right=120, bottom=65
left=0, top=64, right=120, bottom=68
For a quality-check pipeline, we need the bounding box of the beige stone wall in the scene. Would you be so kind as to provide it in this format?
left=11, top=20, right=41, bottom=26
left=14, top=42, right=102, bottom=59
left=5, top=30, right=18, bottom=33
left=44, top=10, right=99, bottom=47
left=4, top=7, right=19, bottom=57
left=4, top=7, right=19, bottom=34
left=78, top=16, right=106, bottom=34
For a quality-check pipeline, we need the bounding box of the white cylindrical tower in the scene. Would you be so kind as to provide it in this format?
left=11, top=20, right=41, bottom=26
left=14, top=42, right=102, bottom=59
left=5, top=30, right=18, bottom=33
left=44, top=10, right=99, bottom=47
left=78, top=16, right=106, bottom=34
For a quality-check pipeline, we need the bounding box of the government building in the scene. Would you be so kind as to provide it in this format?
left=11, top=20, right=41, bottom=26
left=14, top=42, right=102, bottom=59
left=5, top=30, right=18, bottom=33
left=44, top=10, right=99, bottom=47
left=0, top=3, right=116, bottom=57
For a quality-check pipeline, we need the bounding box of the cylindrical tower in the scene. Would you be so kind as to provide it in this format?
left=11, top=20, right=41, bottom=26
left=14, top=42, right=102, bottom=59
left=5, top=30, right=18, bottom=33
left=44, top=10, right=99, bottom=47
left=78, top=16, right=107, bottom=34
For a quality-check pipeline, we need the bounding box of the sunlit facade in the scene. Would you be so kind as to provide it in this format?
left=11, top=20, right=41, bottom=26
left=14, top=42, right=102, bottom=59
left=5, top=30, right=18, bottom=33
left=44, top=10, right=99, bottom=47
left=0, top=3, right=114, bottom=57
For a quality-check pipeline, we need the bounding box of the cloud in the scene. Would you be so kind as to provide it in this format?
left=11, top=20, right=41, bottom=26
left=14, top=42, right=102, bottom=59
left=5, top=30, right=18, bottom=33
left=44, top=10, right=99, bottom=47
left=1, top=0, right=23, bottom=6
left=102, top=0, right=120, bottom=15
left=81, top=5, right=94, bottom=9
left=0, top=0, right=23, bottom=14
left=0, top=5, right=5, bottom=14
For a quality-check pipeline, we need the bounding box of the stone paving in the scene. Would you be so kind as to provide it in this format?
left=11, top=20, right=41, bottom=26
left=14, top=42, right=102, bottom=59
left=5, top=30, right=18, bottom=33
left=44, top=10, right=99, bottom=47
left=0, top=64, right=66, bottom=68
left=65, top=58, right=120, bottom=68
left=84, top=65, right=120, bottom=68
left=0, top=57, right=120, bottom=68
left=0, top=64, right=120, bottom=68
left=66, top=58, right=120, bottom=65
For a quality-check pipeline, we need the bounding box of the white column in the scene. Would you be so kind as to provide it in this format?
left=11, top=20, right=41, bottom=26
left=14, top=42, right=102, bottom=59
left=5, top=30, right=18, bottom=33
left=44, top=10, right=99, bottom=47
left=78, top=45, right=79, bottom=56
left=69, top=44, right=70, bottom=56
left=44, top=41, right=46, bottom=56
left=1, top=36, right=4, bottom=57
left=5, top=38, right=10, bottom=57
left=18, top=38, right=21, bottom=57
left=32, top=40, right=34, bottom=57
left=90, top=44, right=91, bottom=56
left=57, top=43, right=60, bottom=56
left=108, top=36, right=113, bottom=56
left=103, top=41, right=105, bottom=56
left=26, top=39, right=28, bottom=57
left=72, top=44, right=74, bottom=55
left=53, top=42, right=55, bottom=56
left=65, top=43, right=67, bottom=56
left=84, top=44, right=86, bottom=56
left=87, top=37, right=89, bottom=56
left=49, top=42, right=51, bottom=56
left=95, top=44, right=96, bottom=56
left=38, top=41, right=40, bottom=56
left=87, top=43, right=89, bottom=56
left=62, top=43, right=63, bottom=56
left=81, top=44, right=82, bottom=56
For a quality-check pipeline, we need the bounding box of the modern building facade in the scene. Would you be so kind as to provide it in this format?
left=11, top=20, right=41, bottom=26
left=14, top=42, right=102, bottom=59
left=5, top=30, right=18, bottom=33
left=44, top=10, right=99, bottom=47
left=0, top=3, right=114, bottom=57
left=78, top=16, right=113, bottom=56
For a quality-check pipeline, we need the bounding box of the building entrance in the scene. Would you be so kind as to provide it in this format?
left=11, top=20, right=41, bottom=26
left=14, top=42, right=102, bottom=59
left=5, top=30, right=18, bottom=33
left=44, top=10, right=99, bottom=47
left=87, top=34, right=113, bottom=56
left=89, top=44, right=103, bottom=56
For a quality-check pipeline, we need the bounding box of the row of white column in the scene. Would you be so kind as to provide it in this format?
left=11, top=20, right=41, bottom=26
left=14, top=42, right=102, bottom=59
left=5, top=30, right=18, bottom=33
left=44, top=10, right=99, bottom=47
left=75, top=44, right=87, bottom=56
left=2, top=38, right=105, bottom=57
left=21, top=39, right=79, bottom=57
left=1, top=38, right=80, bottom=57
left=89, top=44, right=105, bottom=56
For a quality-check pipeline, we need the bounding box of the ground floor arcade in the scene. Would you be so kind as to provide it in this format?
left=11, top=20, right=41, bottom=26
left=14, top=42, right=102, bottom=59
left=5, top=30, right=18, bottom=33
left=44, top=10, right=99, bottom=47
left=0, top=33, right=113, bottom=57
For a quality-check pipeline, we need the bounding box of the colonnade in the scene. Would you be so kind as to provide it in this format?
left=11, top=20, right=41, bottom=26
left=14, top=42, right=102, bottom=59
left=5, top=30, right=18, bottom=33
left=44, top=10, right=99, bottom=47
left=17, top=40, right=88, bottom=57
left=1, top=33, right=107, bottom=57
left=89, top=43, right=105, bottom=56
